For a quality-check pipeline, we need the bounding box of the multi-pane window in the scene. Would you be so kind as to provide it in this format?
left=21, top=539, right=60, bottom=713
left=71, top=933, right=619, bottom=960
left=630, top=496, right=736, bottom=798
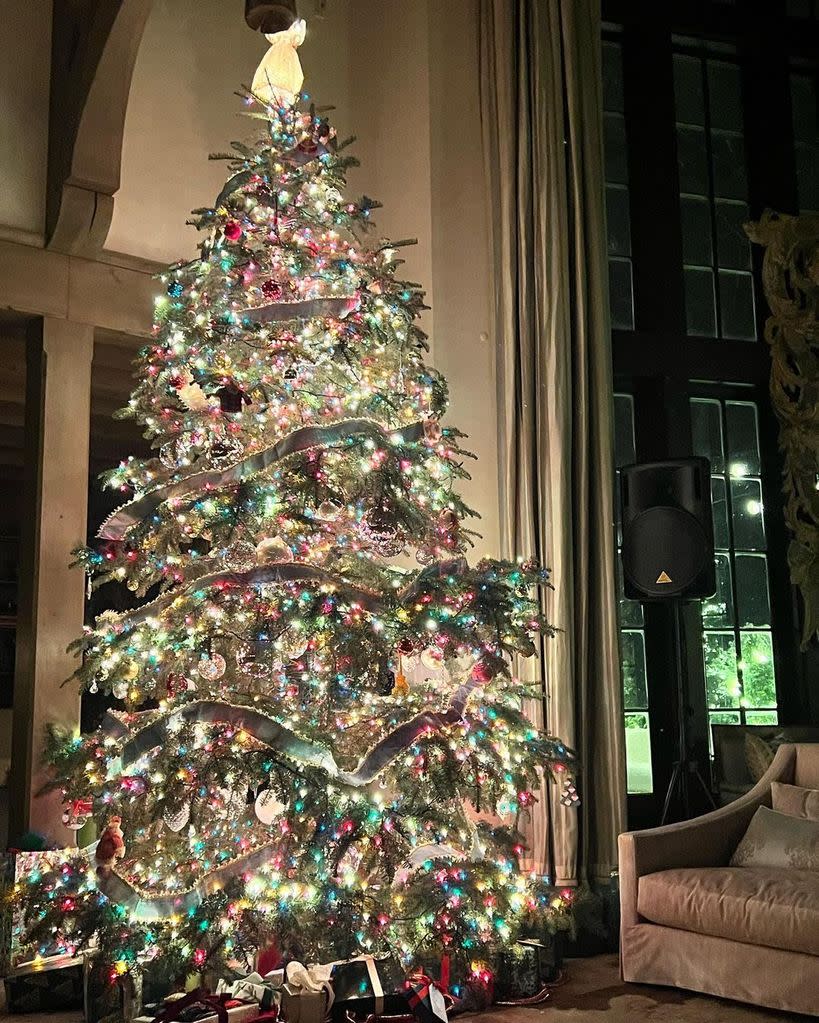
left=673, top=48, right=757, bottom=341
left=691, top=398, right=778, bottom=748
left=614, top=394, right=653, bottom=794
left=602, top=39, right=634, bottom=331
left=790, top=71, right=819, bottom=213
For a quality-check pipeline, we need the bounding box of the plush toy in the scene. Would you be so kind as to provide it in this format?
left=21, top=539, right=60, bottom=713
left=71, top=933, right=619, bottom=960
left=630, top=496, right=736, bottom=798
left=251, top=19, right=307, bottom=107
left=95, top=816, right=126, bottom=872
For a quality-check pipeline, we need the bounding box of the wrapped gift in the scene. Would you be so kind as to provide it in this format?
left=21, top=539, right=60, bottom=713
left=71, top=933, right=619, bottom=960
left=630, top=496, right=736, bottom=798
left=135, top=988, right=261, bottom=1023
left=403, top=974, right=448, bottom=1023
left=493, top=939, right=558, bottom=1001
left=218, top=972, right=281, bottom=1013
left=280, top=962, right=333, bottom=1023
left=329, top=955, right=408, bottom=1022
left=4, top=953, right=85, bottom=1013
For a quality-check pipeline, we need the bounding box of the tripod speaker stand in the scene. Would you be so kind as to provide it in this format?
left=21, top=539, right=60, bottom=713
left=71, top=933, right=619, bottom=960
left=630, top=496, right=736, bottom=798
left=620, top=458, right=718, bottom=823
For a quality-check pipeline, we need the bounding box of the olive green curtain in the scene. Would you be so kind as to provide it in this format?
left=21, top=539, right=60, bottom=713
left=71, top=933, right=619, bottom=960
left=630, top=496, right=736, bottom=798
left=478, top=0, right=626, bottom=884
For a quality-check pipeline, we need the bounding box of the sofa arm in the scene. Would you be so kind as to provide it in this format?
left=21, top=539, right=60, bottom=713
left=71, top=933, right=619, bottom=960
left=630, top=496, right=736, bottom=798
left=619, top=744, right=796, bottom=928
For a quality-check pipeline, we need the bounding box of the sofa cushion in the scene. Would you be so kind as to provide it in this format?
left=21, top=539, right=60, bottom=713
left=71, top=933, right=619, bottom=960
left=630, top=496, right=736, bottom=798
left=730, top=805, right=819, bottom=870
left=772, top=781, right=819, bottom=821
left=637, top=866, right=819, bottom=956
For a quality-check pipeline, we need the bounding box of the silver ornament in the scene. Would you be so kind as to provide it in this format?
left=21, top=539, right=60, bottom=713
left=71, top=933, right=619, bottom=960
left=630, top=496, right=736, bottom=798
left=197, top=652, right=227, bottom=681
left=256, top=536, right=293, bottom=564
left=164, top=803, right=191, bottom=832
left=224, top=540, right=258, bottom=572
left=316, top=499, right=343, bottom=521
left=254, top=789, right=286, bottom=825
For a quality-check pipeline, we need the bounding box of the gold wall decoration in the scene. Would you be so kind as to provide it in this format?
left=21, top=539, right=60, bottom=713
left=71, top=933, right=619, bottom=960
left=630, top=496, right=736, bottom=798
left=746, top=211, right=819, bottom=647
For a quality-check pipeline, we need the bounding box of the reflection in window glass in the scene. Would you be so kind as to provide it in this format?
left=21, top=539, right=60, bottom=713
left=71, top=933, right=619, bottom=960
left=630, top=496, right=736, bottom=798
left=602, top=40, right=635, bottom=331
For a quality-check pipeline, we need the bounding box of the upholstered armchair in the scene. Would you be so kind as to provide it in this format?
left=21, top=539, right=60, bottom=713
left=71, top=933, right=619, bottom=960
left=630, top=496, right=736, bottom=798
left=619, top=743, right=819, bottom=1016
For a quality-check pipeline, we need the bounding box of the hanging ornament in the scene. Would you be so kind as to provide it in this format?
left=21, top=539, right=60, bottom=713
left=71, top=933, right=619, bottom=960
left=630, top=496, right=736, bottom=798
left=111, top=680, right=129, bottom=701
left=420, top=648, right=444, bottom=672
left=376, top=663, right=396, bottom=696
left=166, top=673, right=189, bottom=699
left=361, top=502, right=403, bottom=556
left=423, top=419, right=443, bottom=444
left=224, top=540, right=258, bottom=572
left=209, top=437, right=243, bottom=468
left=95, top=817, right=126, bottom=872
left=277, top=631, right=306, bottom=662
left=61, top=798, right=93, bottom=832
left=436, top=508, right=460, bottom=549
left=254, top=789, right=286, bottom=825
left=415, top=547, right=435, bottom=566
left=251, top=18, right=306, bottom=107
left=316, top=498, right=343, bottom=521
left=163, top=803, right=191, bottom=833
left=397, top=637, right=416, bottom=657
left=256, top=536, right=294, bottom=564
left=167, top=280, right=184, bottom=298
left=197, top=651, right=227, bottom=682
left=261, top=279, right=284, bottom=301
left=223, top=220, right=243, bottom=242
left=471, top=660, right=494, bottom=684
left=236, top=643, right=272, bottom=680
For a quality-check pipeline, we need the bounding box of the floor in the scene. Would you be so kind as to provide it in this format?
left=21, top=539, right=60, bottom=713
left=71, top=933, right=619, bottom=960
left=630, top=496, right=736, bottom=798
left=0, top=955, right=805, bottom=1022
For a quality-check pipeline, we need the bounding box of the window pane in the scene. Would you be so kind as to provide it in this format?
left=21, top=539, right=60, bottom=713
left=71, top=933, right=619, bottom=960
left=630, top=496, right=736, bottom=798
left=731, top=477, right=766, bottom=549
left=711, top=131, right=747, bottom=199
left=691, top=398, right=725, bottom=472
left=677, top=126, right=709, bottom=194
left=790, top=74, right=815, bottom=142
left=702, top=553, right=734, bottom=627
left=625, top=713, right=653, bottom=794
left=726, top=401, right=761, bottom=476
left=604, top=113, right=629, bottom=184
left=707, top=62, right=743, bottom=131
left=709, top=710, right=742, bottom=754
left=618, top=562, right=644, bottom=628
left=704, top=631, right=740, bottom=708
left=711, top=476, right=730, bottom=548
left=621, top=630, right=648, bottom=709
left=609, top=258, right=634, bottom=330
left=674, top=55, right=705, bottom=125
left=718, top=270, right=756, bottom=340
left=715, top=200, right=751, bottom=270
left=795, top=144, right=819, bottom=212
left=602, top=41, right=624, bottom=113
left=606, top=185, right=631, bottom=256
left=745, top=710, right=779, bottom=725
left=681, top=195, right=713, bottom=265
left=684, top=267, right=717, bottom=337
left=740, top=631, right=776, bottom=707
left=614, top=393, right=636, bottom=468
left=735, top=553, right=771, bottom=627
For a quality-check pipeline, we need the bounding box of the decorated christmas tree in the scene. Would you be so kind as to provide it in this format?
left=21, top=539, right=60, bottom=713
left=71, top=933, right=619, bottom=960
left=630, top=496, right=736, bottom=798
left=17, top=23, right=577, bottom=990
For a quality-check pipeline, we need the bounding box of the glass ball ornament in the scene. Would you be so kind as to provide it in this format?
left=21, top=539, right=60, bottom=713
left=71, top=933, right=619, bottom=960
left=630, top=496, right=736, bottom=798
left=236, top=644, right=271, bottom=680
left=276, top=632, right=307, bottom=662
left=164, top=803, right=191, bottom=832
left=256, top=536, right=293, bottom=564
left=254, top=789, right=286, bottom=825
left=197, top=652, right=227, bottom=682
left=316, top=499, right=343, bottom=521
left=224, top=540, right=258, bottom=572
left=111, top=680, right=129, bottom=700
left=208, top=437, right=243, bottom=468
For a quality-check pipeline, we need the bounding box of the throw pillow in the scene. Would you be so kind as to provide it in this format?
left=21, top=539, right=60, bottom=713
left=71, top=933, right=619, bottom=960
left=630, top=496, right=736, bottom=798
left=730, top=805, right=819, bottom=870
left=744, top=732, right=775, bottom=782
left=771, top=781, right=819, bottom=822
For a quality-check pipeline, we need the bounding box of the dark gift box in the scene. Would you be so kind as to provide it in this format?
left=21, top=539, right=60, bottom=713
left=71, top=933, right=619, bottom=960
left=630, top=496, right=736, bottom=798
left=493, top=938, right=562, bottom=1001
left=4, top=953, right=84, bottom=1013
left=404, top=975, right=447, bottom=1023
left=330, top=956, right=408, bottom=1022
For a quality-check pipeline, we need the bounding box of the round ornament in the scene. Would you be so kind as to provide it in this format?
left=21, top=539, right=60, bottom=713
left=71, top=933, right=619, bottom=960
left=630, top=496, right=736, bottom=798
left=197, top=652, right=227, bottom=682
left=261, top=279, right=283, bottom=301
left=256, top=536, right=293, bottom=564
left=254, top=789, right=286, bottom=825
left=224, top=220, right=243, bottom=242
left=167, top=280, right=184, bottom=298
left=163, top=803, right=191, bottom=832
left=316, top=499, right=343, bottom=521
left=209, top=437, right=243, bottom=468
left=277, top=632, right=306, bottom=662
left=224, top=540, right=258, bottom=572
left=111, top=680, right=129, bottom=700
left=236, top=644, right=271, bottom=680
left=166, top=673, right=189, bottom=698
left=420, top=647, right=444, bottom=672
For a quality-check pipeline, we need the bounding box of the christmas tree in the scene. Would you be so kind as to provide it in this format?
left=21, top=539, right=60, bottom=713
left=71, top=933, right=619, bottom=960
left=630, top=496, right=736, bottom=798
left=18, top=24, right=577, bottom=988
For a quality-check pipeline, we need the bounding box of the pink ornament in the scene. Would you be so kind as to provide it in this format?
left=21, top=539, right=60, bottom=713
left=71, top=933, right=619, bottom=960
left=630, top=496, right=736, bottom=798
left=262, top=279, right=283, bottom=301
left=224, top=220, right=243, bottom=242
left=471, top=660, right=493, bottom=684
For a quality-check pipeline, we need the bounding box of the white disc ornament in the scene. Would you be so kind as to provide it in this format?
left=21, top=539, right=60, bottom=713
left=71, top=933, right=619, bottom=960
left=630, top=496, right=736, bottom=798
left=420, top=648, right=445, bottom=671
left=111, top=680, right=129, bottom=700
left=163, top=803, right=191, bottom=832
left=197, top=652, right=227, bottom=682
left=254, top=789, right=286, bottom=825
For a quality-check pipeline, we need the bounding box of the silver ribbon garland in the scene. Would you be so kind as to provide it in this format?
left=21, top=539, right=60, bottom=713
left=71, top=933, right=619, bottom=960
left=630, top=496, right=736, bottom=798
left=240, top=294, right=361, bottom=323
left=99, top=418, right=426, bottom=541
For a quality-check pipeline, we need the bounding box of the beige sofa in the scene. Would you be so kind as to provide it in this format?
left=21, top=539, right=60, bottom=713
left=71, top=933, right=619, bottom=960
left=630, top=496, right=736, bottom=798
left=619, top=743, right=819, bottom=1016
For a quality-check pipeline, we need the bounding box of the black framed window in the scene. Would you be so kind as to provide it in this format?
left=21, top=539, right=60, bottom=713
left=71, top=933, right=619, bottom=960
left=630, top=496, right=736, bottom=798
left=603, top=38, right=634, bottom=330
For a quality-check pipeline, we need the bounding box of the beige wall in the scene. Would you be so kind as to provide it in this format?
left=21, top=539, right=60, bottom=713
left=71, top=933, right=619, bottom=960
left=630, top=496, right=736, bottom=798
left=0, top=0, right=51, bottom=242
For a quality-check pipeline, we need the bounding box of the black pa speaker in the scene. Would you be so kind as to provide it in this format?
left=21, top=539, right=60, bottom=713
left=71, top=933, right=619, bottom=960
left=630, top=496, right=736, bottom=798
left=620, top=458, right=715, bottom=600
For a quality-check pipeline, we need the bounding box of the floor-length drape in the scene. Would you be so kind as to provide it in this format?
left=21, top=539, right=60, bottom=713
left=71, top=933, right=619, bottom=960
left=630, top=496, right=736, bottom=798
left=479, top=0, right=626, bottom=884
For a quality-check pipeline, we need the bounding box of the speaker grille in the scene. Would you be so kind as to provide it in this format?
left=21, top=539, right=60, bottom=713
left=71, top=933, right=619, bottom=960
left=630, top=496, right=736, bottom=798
left=622, top=506, right=708, bottom=598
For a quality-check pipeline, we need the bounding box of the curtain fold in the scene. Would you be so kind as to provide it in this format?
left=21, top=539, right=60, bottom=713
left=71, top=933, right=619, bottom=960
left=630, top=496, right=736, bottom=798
left=479, top=0, right=626, bottom=884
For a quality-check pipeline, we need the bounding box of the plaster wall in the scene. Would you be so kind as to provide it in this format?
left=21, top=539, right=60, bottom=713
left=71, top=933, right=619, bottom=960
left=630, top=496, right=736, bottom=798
left=0, top=0, right=51, bottom=242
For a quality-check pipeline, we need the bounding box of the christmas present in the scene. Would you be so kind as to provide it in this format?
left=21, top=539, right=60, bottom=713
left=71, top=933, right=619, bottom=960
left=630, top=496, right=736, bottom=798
left=217, top=972, right=281, bottom=1013
left=280, top=962, right=333, bottom=1023
left=4, top=953, right=84, bottom=1013
left=329, top=955, right=408, bottom=1022
left=403, top=973, right=448, bottom=1023
left=85, top=957, right=143, bottom=1023
left=493, top=938, right=559, bottom=1002
left=136, top=987, right=261, bottom=1023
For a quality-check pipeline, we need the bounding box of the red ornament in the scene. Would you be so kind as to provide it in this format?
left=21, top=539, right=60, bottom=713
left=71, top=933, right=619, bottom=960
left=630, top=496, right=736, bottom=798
left=224, top=220, right=243, bottom=242
left=261, top=279, right=283, bottom=301
left=471, top=661, right=493, bottom=684
left=397, top=637, right=415, bottom=656
left=166, top=673, right=188, bottom=698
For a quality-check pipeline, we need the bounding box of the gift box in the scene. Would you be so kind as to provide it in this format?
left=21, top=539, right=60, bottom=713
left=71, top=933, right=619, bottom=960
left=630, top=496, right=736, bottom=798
left=135, top=988, right=261, bottom=1023
left=329, top=955, right=408, bottom=1022
left=493, top=938, right=560, bottom=1001
left=218, top=972, right=281, bottom=1013
left=279, top=963, right=332, bottom=1023
left=4, top=953, right=85, bottom=1013
left=403, top=974, right=448, bottom=1023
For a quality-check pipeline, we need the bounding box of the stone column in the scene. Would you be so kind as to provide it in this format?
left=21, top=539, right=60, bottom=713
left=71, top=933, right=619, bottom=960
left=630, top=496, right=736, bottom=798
left=9, top=317, right=93, bottom=844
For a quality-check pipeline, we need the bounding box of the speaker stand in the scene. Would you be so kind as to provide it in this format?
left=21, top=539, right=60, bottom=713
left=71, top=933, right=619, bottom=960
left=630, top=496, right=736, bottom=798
left=659, top=600, right=717, bottom=825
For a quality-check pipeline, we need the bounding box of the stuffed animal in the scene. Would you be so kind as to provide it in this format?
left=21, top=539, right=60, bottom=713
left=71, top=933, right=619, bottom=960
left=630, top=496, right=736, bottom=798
left=95, top=816, right=126, bottom=872
left=251, top=19, right=307, bottom=107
